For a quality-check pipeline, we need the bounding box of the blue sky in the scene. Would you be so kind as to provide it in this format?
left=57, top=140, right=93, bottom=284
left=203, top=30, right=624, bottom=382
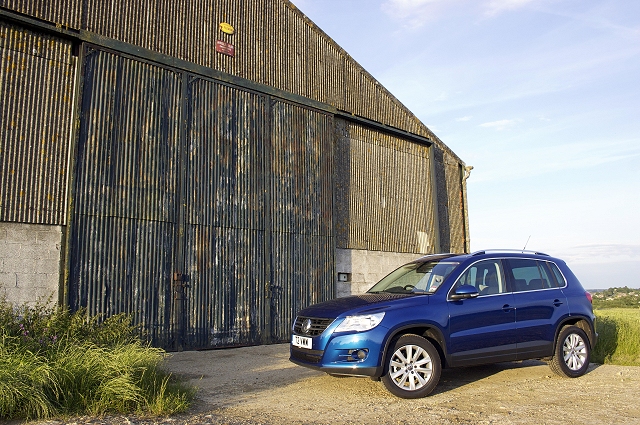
left=291, top=0, right=640, bottom=289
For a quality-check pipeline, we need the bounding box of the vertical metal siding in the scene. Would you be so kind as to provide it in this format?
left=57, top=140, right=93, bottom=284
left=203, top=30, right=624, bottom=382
left=183, top=79, right=268, bottom=348
left=0, top=22, right=75, bottom=224
left=0, top=0, right=82, bottom=28
left=70, top=48, right=182, bottom=347
left=69, top=46, right=336, bottom=348
left=270, top=101, right=334, bottom=342
left=444, top=152, right=467, bottom=253
left=0, top=0, right=471, bottom=351
left=334, top=120, right=437, bottom=254
left=0, top=0, right=447, bottom=147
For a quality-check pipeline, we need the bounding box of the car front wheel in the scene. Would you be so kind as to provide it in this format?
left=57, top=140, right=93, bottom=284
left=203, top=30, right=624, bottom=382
left=381, top=334, right=441, bottom=398
left=549, top=325, right=591, bottom=377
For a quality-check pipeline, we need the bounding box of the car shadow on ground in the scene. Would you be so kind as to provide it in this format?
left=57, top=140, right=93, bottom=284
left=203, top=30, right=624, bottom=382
left=433, top=360, right=546, bottom=394
left=433, top=359, right=600, bottom=395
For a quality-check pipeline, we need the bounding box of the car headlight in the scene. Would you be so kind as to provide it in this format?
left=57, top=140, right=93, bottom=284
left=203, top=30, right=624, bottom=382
left=334, top=312, right=385, bottom=332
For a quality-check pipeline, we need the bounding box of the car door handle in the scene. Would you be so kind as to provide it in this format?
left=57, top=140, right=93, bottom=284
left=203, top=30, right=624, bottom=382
left=502, top=304, right=515, bottom=312
left=553, top=299, right=563, bottom=307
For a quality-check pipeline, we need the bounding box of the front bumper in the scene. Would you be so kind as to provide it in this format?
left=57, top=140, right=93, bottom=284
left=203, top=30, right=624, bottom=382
left=289, top=325, right=388, bottom=378
left=290, top=347, right=382, bottom=376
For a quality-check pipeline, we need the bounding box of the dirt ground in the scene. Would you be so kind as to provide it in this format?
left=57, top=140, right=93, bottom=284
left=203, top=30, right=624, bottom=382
left=36, top=343, right=639, bottom=425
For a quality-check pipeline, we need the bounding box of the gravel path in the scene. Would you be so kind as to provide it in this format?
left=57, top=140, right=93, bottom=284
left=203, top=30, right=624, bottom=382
left=33, top=343, right=639, bottom=425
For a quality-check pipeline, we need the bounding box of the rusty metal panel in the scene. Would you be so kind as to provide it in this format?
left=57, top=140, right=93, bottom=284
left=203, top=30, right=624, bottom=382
left=269, top=101, right=334, bottom=342
left=184, top=226, right=266, bottom=347
left=0, top=0, right=82, bottom=28
left=444, top=153, right=467, bottom=253
left=344, top=58, right=362, bottom=117
left=73, top=48, right=182, bottom=222
left=71, top=215, right=175, bottom=346
left=68, top=45, right=336, bottom=349
left=183, top=78, right=268, bottom=348
left=0, top=22, right=76, bottom=225
left=334, top=119, right=437, bottom=254
left=234, top=0, right=266, bottom=84
left=433, top=147, right=468, bottom=254
left=69, top=48, right=182, bottom=348
left=323, top=38, right=345, bottom=110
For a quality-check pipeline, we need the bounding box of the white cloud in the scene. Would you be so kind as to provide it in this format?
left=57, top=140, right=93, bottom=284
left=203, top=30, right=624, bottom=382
left=457, top=116, right=473, bottom=122
left=381, top=0, right=443, bottom=17
left=559, top=244, right=640, bottom=264
left=484, top=0, right=539, bottom=16
left=479, top=119, right=519, bottom=130
left=381, top=0, right=462, bottom=29
left=381, top=0, right=553, bottom=28
left=467, top=138, right=640, bottom=183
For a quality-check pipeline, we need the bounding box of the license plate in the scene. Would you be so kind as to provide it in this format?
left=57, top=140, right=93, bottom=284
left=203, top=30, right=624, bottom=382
left=292, top=335, right=312, bottom=349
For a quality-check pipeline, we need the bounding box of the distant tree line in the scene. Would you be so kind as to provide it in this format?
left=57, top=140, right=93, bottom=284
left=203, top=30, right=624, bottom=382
left=592, top=287, right=640, bottom=309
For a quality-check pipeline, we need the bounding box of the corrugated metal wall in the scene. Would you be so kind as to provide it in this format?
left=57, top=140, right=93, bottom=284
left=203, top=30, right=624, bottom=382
left=1, top=0, right=470, bottom=349
left=443, top=152, right=467, bottom=253
left=334, top=119, right=437, bottom=254
left=184, top=80, right=268, bottom=348
left=69, top=48, right=182, bottom=347
left=270, top=101, right=334, bottom=341
left=0, top=0, right=444, bottom=148
left=0, top=21, right=76, bottom=225
left=433, top=148, right=468, bottom=254
left=68, top=46, right=335, bottom=349
left=0, top=0, right=82, bottom=28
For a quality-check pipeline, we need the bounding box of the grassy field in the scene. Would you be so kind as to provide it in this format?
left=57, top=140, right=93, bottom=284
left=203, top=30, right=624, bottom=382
left=592, top=308, right=640, bottom=366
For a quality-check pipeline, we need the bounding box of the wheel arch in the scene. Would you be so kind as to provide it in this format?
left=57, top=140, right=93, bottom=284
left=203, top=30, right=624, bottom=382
left=556, top=316, right=596, bottom=350
left=379, top=324, right=449, bottom=376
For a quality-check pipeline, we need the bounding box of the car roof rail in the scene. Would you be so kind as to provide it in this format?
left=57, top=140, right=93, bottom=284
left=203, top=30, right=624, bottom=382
left=471, top=249, right=549, bottom=257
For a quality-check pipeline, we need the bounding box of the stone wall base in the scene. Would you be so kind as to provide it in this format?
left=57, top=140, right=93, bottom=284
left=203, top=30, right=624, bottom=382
left=0, top=222, right=63, bottom=306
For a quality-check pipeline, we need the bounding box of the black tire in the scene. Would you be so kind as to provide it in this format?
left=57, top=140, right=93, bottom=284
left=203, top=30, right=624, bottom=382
left=549, top=325, right=591, bottom=378
left=381, top=334, right=441, bottom=398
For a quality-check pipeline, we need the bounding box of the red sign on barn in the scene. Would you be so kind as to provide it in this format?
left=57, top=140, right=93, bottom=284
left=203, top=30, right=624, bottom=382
left=215, top=40, right=235, bottom=57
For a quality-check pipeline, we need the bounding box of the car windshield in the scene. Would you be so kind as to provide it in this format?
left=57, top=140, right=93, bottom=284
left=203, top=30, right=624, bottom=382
left=368, top=261, right=460, bottom=294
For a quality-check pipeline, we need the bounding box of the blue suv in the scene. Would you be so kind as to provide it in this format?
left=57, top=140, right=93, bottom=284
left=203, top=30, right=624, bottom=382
left=290, top=250, right=597, bottom=398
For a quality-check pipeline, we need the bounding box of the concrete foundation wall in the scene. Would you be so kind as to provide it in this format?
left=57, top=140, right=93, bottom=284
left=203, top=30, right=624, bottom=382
left=335, top=248, right=424, bottom=297
left=0, top=223, right=63, bottom=305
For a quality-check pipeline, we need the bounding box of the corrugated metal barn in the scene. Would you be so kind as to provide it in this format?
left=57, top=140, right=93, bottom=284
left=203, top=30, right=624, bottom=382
left=0, top=0, right=470, bottom=350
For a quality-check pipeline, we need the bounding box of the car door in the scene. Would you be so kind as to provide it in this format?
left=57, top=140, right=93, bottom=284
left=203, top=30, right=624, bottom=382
left=505, top=258, right=570, bottom=359
left=447, top=259, right=517, bottom=366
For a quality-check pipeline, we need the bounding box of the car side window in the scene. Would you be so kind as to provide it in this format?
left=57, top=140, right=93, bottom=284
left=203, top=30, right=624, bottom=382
left=454, top=259, right=506, bottom=296
left=507, top=259, right=555, bottom=292
left=547, top=262, right=566, bottom=288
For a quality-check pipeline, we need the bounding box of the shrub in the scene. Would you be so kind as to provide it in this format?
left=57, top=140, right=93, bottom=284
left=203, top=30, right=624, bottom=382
left=0, top=297, right=193, bottom=420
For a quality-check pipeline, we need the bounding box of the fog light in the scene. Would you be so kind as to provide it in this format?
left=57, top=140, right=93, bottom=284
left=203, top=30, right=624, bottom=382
left=351, top=349, right=368, bottom=360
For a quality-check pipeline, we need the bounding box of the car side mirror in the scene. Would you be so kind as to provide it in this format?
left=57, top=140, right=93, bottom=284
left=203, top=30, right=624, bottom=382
left=450, top=284, right=479, bottom=300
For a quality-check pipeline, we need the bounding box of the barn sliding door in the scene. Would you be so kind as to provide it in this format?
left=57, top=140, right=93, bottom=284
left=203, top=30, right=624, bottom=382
left=69, top=46, right=335, bottom=350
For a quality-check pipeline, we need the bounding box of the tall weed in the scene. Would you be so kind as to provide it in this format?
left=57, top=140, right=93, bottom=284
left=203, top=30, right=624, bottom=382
left=0, top=297, right=193, bottom=420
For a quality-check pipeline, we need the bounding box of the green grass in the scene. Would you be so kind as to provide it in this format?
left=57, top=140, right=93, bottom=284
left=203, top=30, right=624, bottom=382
left=0, top=298, right=194, bottom=421
left=592, top=308, right=640, bottom=366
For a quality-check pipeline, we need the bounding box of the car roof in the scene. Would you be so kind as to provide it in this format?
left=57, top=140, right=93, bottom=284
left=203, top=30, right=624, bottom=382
left=413, top=250, right=561, bottom=264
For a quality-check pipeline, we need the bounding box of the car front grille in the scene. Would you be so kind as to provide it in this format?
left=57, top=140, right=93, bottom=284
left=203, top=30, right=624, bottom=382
left=293, top=316, right=334, bottom=336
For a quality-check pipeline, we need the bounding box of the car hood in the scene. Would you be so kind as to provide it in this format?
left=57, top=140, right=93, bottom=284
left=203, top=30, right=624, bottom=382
left=297, top=293, right=423, bottom=318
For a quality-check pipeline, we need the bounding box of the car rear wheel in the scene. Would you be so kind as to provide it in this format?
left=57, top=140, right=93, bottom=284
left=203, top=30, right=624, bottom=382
left=549, top=325, right=590, bottom=377
left=381, top=334, right=441, bottom=398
